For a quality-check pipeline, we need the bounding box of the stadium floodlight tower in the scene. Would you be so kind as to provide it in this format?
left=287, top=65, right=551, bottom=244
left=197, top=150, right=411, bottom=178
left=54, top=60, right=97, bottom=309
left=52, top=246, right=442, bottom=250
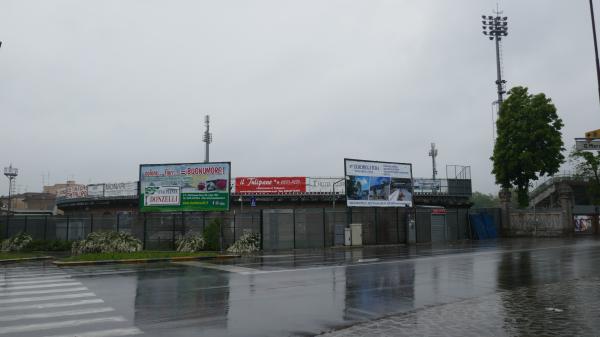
left=3, top=164, right=18, bottom=215
left=482, top=8, right=509, bottom=109
left=203, top=115, right=213, bottom=163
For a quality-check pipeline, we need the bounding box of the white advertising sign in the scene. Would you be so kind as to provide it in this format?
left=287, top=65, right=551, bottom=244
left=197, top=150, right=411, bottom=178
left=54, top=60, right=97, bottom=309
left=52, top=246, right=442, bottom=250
left=144, top=186, right=181, bottom=206
left=104, top=182, right=138, bottom=197
left=56, top=184, right=88, bottom=200
left=413, top=178, right=442, bottom=194
left=345, top=159, right=413, bottom=207
left=306, top=177, right=346, bottom=194
left=87, top=184, right=105, bottom=198
left=575, top=138, right=600, bottom=151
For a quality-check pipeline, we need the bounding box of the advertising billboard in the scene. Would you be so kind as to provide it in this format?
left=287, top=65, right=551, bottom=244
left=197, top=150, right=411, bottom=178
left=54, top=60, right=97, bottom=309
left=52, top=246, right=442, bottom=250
left=345, top=159, right=413, bottom=207
left=56, top=184, right=88, bottom=200
left=139, top=162, right=230, bottom=212
left=412, top=178, right=442, bottom=194
left=306, top=177, right=346, bottom=194
left=574, top=215, right=593, bottom=233
left=235, top=177, right=305, bottom=194
left=104, top=182, right=138, bottom=197
left=87, top=184, right=105, bottom=198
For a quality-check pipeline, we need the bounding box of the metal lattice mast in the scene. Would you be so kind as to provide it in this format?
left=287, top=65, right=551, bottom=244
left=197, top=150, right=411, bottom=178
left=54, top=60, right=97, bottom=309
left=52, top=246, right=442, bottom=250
left=4, top=164, right=18, bottom=214
left=428, top=143, right=438, bottom=181
left=203, top=115, right=212, bottom=163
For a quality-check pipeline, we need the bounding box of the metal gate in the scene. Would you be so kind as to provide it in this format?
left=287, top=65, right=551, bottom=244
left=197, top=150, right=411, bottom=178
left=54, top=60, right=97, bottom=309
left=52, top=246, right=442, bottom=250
left=416, top=209, right=431, bottom=243
left=431, top=214, right=446, bottom=242
left=262, top=209, right=294, bottom=250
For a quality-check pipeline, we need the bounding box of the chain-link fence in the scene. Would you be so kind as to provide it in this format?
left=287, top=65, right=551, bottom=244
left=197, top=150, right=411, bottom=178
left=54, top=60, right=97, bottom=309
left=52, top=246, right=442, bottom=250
left=1, top=207, right=472, bottom=250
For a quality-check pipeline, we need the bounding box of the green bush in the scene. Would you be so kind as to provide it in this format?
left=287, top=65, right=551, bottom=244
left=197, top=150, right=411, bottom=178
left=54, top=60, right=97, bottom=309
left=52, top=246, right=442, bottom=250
left=203, top=218, right=222, bottom=251
left=24, top=240, right=72, bottom=252
left=226, top=232, right=260, bottom=254
left=176, top=231, right=206, bottom=252
left=71, top=231, right=142, bottom=255
left=1, top=232, right=33, bottom=252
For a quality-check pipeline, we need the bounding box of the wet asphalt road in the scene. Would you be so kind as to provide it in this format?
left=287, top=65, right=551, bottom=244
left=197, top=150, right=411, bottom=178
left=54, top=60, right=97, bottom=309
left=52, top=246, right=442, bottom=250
left=2, top=238, right=600, bottom=337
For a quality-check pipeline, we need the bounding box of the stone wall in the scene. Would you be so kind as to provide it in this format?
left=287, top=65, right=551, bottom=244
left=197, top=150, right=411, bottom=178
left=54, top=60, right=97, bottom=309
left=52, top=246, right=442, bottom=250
left=500, top=182, right=576, bottom=238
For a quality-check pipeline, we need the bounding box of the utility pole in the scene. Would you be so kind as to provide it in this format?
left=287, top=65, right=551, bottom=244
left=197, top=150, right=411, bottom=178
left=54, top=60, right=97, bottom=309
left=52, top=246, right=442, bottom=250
left=428, top=143, right=438, bottom=181
left=332, top=178, right=345, bottom=208
left=203, top=115, right=212, bottom=163
left=3, top=165, right=18, bottom=215
left=590, top=0, right=600, bottom=106
left=482, top=7, right=509, bottom=110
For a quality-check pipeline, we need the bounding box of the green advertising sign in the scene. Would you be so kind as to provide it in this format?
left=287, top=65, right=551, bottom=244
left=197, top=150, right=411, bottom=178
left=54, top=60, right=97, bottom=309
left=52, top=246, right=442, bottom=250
left=139, top=162, right=231, bottom=212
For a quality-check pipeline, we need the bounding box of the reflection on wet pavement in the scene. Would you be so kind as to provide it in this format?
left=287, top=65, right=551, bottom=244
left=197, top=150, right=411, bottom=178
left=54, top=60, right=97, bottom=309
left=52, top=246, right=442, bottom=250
left=3, top=238, right=600, bottom=337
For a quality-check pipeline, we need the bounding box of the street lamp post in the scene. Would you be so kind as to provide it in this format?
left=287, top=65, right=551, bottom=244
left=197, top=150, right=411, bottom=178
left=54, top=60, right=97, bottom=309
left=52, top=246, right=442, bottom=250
left=3, top=165, right=18, bottom=215
left=332, top=178, right=345, bottom=209
left=482, top=10, right=509, bottom=109
left=590, top=0, right=600, bottom=107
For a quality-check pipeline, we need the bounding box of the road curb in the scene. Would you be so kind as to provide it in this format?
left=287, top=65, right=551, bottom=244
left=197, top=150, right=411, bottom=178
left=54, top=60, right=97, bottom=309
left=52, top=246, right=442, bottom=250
left=52, top=254, right=241, bottom=267
left=0, top=256, right=54, bottom=264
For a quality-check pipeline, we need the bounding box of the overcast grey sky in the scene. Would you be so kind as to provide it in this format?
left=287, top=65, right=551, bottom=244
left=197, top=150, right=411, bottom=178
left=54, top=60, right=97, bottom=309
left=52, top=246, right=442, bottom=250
left=0, top=0, right=598, bottom=195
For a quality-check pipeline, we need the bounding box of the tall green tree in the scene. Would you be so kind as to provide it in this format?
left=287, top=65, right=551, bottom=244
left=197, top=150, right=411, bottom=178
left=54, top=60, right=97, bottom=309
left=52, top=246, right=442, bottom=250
left=491, top=86, right=565, bottom=208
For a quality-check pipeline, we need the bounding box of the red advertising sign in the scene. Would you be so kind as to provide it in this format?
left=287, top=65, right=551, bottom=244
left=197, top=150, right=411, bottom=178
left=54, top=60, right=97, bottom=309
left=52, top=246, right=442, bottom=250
left=235, top=177, right=306, bottom=194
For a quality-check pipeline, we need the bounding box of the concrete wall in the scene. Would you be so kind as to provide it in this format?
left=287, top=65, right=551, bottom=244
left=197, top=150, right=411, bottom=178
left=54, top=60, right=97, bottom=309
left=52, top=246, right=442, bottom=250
left=509, top=209, right=564, bottom=237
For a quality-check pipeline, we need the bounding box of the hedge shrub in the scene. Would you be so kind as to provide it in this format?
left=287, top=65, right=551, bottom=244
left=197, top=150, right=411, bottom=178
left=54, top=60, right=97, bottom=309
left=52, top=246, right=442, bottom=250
left=24, top=240, right=72, bottom=252
left=176, top=231, right=206, bottom=252
left=71, top=231, right=142, bottom=255
left=1, top=232, right=33, bottom=252
left=226, top=232, right=260, bottom=254
left=203, top=218, right=222, bottom=251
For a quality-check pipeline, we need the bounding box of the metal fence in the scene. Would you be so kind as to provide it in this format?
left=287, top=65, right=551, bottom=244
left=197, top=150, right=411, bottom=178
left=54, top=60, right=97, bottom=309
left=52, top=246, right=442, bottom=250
left=1, top=207, right=472, bottom=250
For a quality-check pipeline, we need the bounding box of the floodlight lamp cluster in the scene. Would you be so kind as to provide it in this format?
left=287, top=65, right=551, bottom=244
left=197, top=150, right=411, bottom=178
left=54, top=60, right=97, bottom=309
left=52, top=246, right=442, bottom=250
left=3, top=165, right=18, bottom=178
left=481, top=15, right=508, bottom=41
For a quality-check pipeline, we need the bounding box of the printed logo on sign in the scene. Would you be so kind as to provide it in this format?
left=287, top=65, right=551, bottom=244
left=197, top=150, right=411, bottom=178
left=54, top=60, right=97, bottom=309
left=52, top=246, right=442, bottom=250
left=144, top=186, right=181, bottom=206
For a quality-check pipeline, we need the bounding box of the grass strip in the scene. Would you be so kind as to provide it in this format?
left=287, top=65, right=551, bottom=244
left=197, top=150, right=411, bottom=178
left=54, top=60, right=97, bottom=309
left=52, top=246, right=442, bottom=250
left=0, top=252, right=46, bottom=260
left=60, top=251, right=218, bottom=262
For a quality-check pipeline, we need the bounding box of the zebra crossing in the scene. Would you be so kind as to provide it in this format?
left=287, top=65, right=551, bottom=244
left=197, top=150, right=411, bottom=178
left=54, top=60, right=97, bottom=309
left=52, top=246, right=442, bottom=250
left=0, top=263, right=143, bottom=337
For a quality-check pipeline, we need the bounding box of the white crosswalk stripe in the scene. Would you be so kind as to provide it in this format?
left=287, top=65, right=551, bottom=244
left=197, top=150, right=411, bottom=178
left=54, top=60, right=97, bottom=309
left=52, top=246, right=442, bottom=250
left=0, top=299, right=105, bottom=312
left=0, top=264, right=143, bottom=336
left=45, top=327, right=144, bottom=337
left=0, top=277, right=74, bottom=286
left=1, top=271, right=67, bottom=278
left=0, top=316, right=127, bottom=334
left=0, top=274, right=72, bottom=282
left=0, top=281, right=82, bottom=290
left=0, top=286, right=88, bottom=297
left=0, top=292, right=97, bottom=304
left=0, top=278, right=73, bottom=287
left=0, top=267, right=52, bottom=273
left=0, top=307, right=115, bottom=322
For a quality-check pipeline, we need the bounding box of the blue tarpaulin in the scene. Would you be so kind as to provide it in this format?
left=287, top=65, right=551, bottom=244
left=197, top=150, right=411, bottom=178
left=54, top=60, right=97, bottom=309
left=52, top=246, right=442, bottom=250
left=469, top=213, right=497, bottom=240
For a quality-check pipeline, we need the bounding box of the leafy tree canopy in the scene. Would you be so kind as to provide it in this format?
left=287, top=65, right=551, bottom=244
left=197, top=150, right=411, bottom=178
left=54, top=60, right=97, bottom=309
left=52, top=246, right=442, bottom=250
left=470, top=191, right=500, bottom=208
left=491, top=86, right=565, bottom=208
